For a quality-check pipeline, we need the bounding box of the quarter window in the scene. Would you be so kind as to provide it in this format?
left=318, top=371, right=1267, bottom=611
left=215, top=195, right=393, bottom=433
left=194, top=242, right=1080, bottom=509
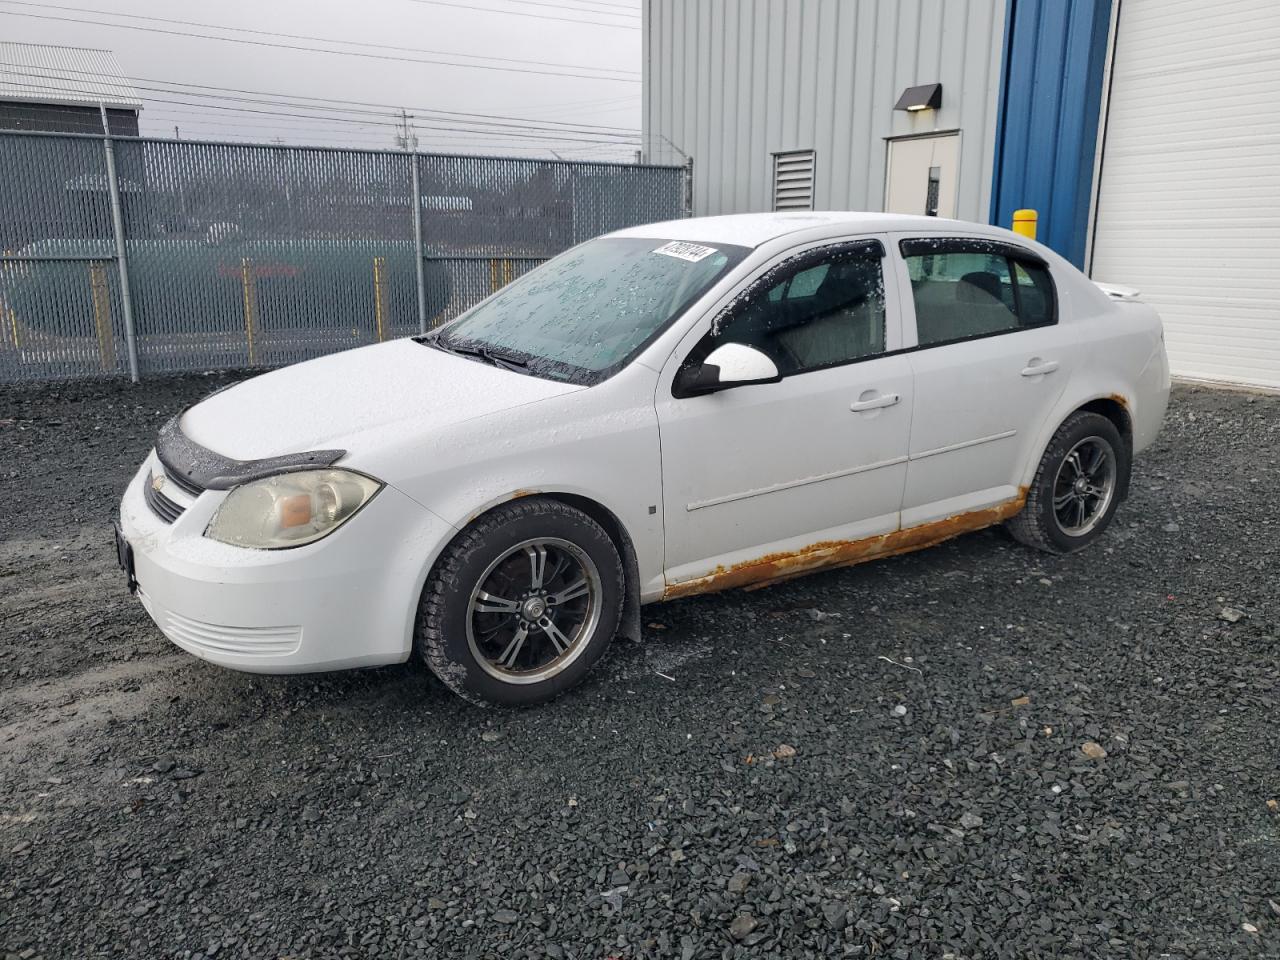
left=1013, top=261, right=1055, bottom=327
left=904, top=243, right=1055, bottom=347
left=705, top=243, right=887, bottom=376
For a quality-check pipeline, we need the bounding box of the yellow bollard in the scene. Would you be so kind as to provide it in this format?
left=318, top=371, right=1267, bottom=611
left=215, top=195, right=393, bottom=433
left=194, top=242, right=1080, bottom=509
left=1012, top=208, right=1038, bottom=240
left=240, top=257, right=257, bottom=365
left=89, top=261, right=115, bottom=370
left=502, top=258, right=514, bottom=286
left=372, top=256, right=387, bottom=342
left=489, top=258, right=500, bottom=293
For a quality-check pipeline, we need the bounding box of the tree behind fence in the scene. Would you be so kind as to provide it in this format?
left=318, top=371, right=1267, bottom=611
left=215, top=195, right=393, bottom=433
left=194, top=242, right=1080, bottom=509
left=0, top=131, right=687, bottom=384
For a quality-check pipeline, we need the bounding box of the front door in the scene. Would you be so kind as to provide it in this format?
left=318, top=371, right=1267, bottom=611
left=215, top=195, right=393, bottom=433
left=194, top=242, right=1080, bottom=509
left=885, top=134, right=960, bottom=218
left=656, top=238, right=914, bottom=594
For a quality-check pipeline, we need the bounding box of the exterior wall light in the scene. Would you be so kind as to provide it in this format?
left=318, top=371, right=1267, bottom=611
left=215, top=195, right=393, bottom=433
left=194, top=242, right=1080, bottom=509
left=895, top=83, right=943, bottom=112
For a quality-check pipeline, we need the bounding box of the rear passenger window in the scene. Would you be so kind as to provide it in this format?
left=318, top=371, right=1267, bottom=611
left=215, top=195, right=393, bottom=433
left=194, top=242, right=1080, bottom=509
left=903, top=241, right=1055, bottom=347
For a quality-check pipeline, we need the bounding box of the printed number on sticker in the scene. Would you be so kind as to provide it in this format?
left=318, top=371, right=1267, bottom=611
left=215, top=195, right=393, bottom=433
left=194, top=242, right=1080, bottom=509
left=653, top=241, right=718, bottom=263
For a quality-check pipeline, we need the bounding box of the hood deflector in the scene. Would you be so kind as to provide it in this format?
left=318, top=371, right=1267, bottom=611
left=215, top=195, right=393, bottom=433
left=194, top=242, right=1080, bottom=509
left=155, top=414, right=345, bottom=492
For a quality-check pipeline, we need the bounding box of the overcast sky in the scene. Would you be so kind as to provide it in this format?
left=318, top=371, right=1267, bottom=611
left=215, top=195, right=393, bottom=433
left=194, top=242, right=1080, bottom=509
left=0, top=0, right=642, bottom=160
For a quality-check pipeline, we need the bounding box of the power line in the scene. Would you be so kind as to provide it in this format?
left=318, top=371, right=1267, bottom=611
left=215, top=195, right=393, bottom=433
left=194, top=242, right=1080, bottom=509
left=504, top=0, right=641, bottom=12
left=0, top=1, right=637, bottom=77
left=0, top=66, right=641, bottom=140
left=524, top=96, right=640, bottom=122
left=512, top=0, right=641, bottom=12
left=0, top=10, right=641, bottom=81
left=0, top=104, right=637, bottom=157
left=131, top=99, right=640, bottom=146
left=521, top=92, right=640, bottom=112
left=5, top=77, right=641, bottom=146
left=483, top=0, right=638, bottom=18
left=140, top=106, right=622, bottom=145
left=404, top=0, right=640, bottom=29
left=142, top=113, right=630, bottom=154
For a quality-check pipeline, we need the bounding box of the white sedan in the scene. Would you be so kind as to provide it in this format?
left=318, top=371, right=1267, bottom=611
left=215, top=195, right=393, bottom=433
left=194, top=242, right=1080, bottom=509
left=116, top=212, right=1169, bottom=705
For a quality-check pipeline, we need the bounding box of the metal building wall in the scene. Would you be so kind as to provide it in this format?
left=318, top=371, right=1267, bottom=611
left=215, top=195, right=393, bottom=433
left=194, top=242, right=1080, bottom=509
left=642, top=0, right=1007, bottom=221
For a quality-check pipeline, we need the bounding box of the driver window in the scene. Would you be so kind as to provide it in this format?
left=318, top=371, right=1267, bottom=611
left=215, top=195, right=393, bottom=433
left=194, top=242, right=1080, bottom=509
left=708, top=246, right=887, bottom=376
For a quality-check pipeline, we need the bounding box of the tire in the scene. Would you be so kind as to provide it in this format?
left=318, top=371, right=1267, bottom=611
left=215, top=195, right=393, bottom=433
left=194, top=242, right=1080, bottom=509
left=414, top=498, right=623, bottom=706
left=1006, top=411, right=1130, bottom=555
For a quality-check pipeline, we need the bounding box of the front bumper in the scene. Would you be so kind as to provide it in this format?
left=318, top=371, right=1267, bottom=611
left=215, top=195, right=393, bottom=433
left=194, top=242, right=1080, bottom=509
left=118, top=454, right=455, bottom=673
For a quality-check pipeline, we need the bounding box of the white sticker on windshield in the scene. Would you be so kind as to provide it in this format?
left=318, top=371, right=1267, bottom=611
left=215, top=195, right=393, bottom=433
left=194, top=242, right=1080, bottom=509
left=652, top=241, right=718, bottom=263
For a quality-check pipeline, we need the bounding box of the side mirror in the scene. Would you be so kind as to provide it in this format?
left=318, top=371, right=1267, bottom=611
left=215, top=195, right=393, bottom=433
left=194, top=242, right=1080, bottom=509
left=675, top=343, right=781, bottom=396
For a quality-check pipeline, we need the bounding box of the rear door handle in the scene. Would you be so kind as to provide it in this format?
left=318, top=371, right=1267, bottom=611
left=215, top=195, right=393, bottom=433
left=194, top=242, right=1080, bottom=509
left=1021, top=359, right=1059, bottom=377
left=849, top=392, right=901, bottom=412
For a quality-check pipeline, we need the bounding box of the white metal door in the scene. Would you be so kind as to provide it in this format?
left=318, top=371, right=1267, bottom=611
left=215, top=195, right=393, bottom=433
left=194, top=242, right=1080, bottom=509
left=1090, top=0, right=1280, bottom=389
left=885, top=134, right=959, bottom=218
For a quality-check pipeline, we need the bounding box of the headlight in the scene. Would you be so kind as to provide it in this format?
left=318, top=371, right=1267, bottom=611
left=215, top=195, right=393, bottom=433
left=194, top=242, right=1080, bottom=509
left=205, top=469, right=382, bottom=549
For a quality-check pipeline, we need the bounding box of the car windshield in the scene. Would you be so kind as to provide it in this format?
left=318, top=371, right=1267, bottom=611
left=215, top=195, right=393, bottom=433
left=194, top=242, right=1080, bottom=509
left=430, top=236, right=749, bottom=384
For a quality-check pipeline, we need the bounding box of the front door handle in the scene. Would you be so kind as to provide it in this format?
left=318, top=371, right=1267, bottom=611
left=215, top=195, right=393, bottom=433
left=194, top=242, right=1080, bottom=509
left=849, top=392, right=901, bottom=412
left=1021, top=359, right=1059, bottom=377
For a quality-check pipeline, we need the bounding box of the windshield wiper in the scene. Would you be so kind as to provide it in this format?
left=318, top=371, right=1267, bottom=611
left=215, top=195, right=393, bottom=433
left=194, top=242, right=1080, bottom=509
left=478, top=346, right=529, bottom=373
left=423, top=333, right=529, bottom=373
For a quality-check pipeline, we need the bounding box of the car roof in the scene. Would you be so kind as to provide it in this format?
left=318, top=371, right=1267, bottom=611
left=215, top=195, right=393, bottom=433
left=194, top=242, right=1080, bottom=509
left=608, top=211, right=1002, bottom=249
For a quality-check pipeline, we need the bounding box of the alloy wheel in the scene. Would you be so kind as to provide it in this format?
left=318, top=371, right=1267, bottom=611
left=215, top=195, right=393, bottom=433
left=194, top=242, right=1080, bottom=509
left=465, top=538, right=602, bottom=684
left=1051, top=436, right=1117, bottom=537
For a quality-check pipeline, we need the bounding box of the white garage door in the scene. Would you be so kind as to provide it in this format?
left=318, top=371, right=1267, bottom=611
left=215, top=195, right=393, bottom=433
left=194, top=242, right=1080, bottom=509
left=1090, top=0, right=1280, bottom=389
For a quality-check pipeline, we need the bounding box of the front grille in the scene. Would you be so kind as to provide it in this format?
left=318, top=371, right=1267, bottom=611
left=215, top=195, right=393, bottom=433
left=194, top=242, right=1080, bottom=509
left=163, top=468, right=205, bottom=498
left=143, top=472, right=186, bottom=523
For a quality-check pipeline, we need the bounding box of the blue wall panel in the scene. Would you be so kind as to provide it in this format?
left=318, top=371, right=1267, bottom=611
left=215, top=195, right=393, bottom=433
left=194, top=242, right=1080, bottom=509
left=990, top=0, right=1113, bottom=267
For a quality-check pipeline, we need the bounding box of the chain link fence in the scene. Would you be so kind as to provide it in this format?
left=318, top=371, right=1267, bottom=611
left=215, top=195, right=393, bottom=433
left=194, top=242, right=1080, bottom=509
left=0, top=130, right=688, bottom=384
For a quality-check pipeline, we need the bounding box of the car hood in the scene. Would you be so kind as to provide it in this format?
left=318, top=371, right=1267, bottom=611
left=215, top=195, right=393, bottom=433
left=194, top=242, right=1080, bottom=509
left=179, top=338, right=582, bottom=461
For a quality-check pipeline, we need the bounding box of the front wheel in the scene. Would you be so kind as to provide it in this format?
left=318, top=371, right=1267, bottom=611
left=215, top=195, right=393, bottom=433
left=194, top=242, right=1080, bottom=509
left=415, top=498, right=623, bottom=706
left=1007, top=411, right=1130, bottom=554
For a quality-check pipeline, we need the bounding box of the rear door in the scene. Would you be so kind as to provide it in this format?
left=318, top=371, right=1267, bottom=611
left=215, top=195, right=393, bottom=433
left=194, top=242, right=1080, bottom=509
left=891, top=237, right=1080, bottom=526
left=655, top=237, right=914, bottom=593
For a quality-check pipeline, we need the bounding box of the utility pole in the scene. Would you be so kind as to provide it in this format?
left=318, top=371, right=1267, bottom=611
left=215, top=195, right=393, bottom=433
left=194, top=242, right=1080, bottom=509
left=395, top=108, right=418, bottom=152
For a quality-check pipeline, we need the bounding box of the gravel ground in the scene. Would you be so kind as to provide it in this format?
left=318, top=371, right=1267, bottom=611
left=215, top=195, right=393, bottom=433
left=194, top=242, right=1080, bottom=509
left=1, top=375, right=1277, bottom=960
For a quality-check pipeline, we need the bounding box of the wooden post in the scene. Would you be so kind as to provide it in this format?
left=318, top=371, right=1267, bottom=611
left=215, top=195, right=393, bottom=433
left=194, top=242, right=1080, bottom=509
left=373, top=255, right=387, bottom=342
left=241, top=257, right=257, bottom=365
left=89, top=261, right=115, bottom=370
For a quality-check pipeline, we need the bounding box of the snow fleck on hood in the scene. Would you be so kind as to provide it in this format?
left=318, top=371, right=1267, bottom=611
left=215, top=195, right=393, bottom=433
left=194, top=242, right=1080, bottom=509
left=179, top=339, right=581, bottom=461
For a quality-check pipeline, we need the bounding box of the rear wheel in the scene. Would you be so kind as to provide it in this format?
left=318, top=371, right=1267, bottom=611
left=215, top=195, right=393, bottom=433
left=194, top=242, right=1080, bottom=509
left=1007, top=411, right=1129, bottom=554
left=415, top=498, right=623, bottom=706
